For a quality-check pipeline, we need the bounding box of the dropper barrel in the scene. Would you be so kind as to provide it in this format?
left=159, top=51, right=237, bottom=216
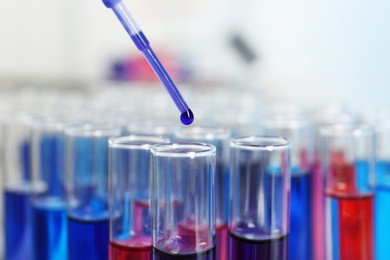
left=103, top=0, right=193, bottom=121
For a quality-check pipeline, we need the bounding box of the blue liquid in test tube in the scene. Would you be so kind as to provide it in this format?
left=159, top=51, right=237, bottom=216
left=65, top=124, right=121, bottom=260
left=30, top=119, right=68, bottom=260
left=102, top=0, right=194, bottom=125
left=375, top=161, right=390, bottom=260
left=2, top=113, right=33, bottom=260
left=4, top=188, right=32, bottom=260
left=375, top=120, right=390, bottom=260
left=264, top=114, right=314, bottom=260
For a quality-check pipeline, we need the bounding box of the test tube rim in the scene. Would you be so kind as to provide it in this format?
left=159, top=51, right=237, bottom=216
left=230, top=135, right=291, bottom=151
left=108, top=134, right=170, bottom=149
left=30, top=115, right=65, bottom=132
left=175, top=126, right=231, bottom=141
left=263, top=113, right=312, bottom=130
left=151, top=142, right=216, bottom=158
left=65, top=123, right=121, bottom=138
left=319, top=123, right=374, bottom=138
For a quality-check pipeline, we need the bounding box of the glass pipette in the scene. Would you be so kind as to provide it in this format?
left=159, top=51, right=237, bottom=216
left=103, top=0, right=194, bottom=125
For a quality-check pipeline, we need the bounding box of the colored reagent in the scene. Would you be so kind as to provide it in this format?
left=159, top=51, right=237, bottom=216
left=180, top=109, right=194, bottom=125
left=289, top=172, right=312, bottom=260
left=4, top=188, right=32, bottom=260
left=110, top=237, right=152, bottom=260
left=32, top=198, right=67, bottom=260
left=109, top=200, right=152, bottom=260
left=216, top=225, right=228, bottom=260
left=312, top=159, right=325, bottom=260
left=376, top=161, right=390, bottom=260
left=326, top=194, right=374, bottom=260
left=228, top=232, right=288, bottom=260
left=325, top=161, right=374, bottom=260
left=154, top=218, right=214, bottom=259
left=68, top=214, right=109, bottom=260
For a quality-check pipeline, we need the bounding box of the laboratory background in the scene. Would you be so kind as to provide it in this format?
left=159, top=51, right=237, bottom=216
left=0, top=0, right=389, bottom=259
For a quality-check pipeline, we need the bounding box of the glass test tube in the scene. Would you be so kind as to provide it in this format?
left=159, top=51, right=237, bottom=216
left=229, top=136, right=290, bottom=260
left=263, top=114, right=314, bottom=260
left=175, top=127, right=230, bottom=260
left=321, top=124, right=375, bottom=260
left=31, top=117, right=67, bottom=260
left=375, top=119, right=390, bottom=260
left=151, top=143, right=216, bottom=260
left=1, top=111, right=34, bottom=260
left=312, top=109, right=358, bottom=260
left=109, top=135, right=170, bottom=260
left=65, top=124, right=121, bottom=260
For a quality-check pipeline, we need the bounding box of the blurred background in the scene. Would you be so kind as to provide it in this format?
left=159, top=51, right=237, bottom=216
left=0, top=1, right=389, bottom=259
left=0, top=0, right=389, bottom=109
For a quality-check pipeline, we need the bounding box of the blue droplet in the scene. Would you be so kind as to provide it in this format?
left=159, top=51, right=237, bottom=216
left=180, top=109, right=194, bottom=125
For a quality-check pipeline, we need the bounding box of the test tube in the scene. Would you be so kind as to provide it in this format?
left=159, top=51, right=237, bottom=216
left=311, top=109, right=358, bottom=260
left=151, top=143, right=216, bottom=259
left=108, top=135, right=170, bottom=260
left=1, top=111, right=34, bottom=260
left=229, top=136, right=290, bottom=260
left=175, top=127, right=230, bottom=260
left=375, top=119, right=390, bottom=260
left=263, top=114, right=314, bottom=260
left=65, top=123, right=121, bottom=260
left=320, top=124, right=375, bottom=260
left=30, top=117, right=67, bottom=260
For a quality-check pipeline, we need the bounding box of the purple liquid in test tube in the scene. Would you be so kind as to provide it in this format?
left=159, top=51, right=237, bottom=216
left=108, top=135, right=170, bottom=260
left=103, top=0, right=194, bottom=125
left=229, top=136, right=291, bottom=260
left=151, top=143, right=216, bottom=260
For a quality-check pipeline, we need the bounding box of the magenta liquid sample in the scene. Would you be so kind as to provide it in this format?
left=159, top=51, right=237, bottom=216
left=216, top=224, right=228, bottom=260
left=228, top=232, right=288, bottom=260
left=109, top=237, right=152, bottom=260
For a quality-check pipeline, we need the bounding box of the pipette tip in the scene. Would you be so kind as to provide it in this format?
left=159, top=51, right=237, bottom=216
left=180, top=109, right=194, bottom=125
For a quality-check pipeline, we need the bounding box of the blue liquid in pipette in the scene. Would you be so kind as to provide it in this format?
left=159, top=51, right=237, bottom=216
left=375, top=161, right=390, bottom=260
left=289, top=172, right=312, bottom=260
left=180, top=109, right=194, bottom=125
left=4, top=188, right=32, bottom=260
left=130, top=31, right=194, bottom=125
left=105, top=0, right=195, bottom=124
left=32, top=198, right=67, bottom=260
